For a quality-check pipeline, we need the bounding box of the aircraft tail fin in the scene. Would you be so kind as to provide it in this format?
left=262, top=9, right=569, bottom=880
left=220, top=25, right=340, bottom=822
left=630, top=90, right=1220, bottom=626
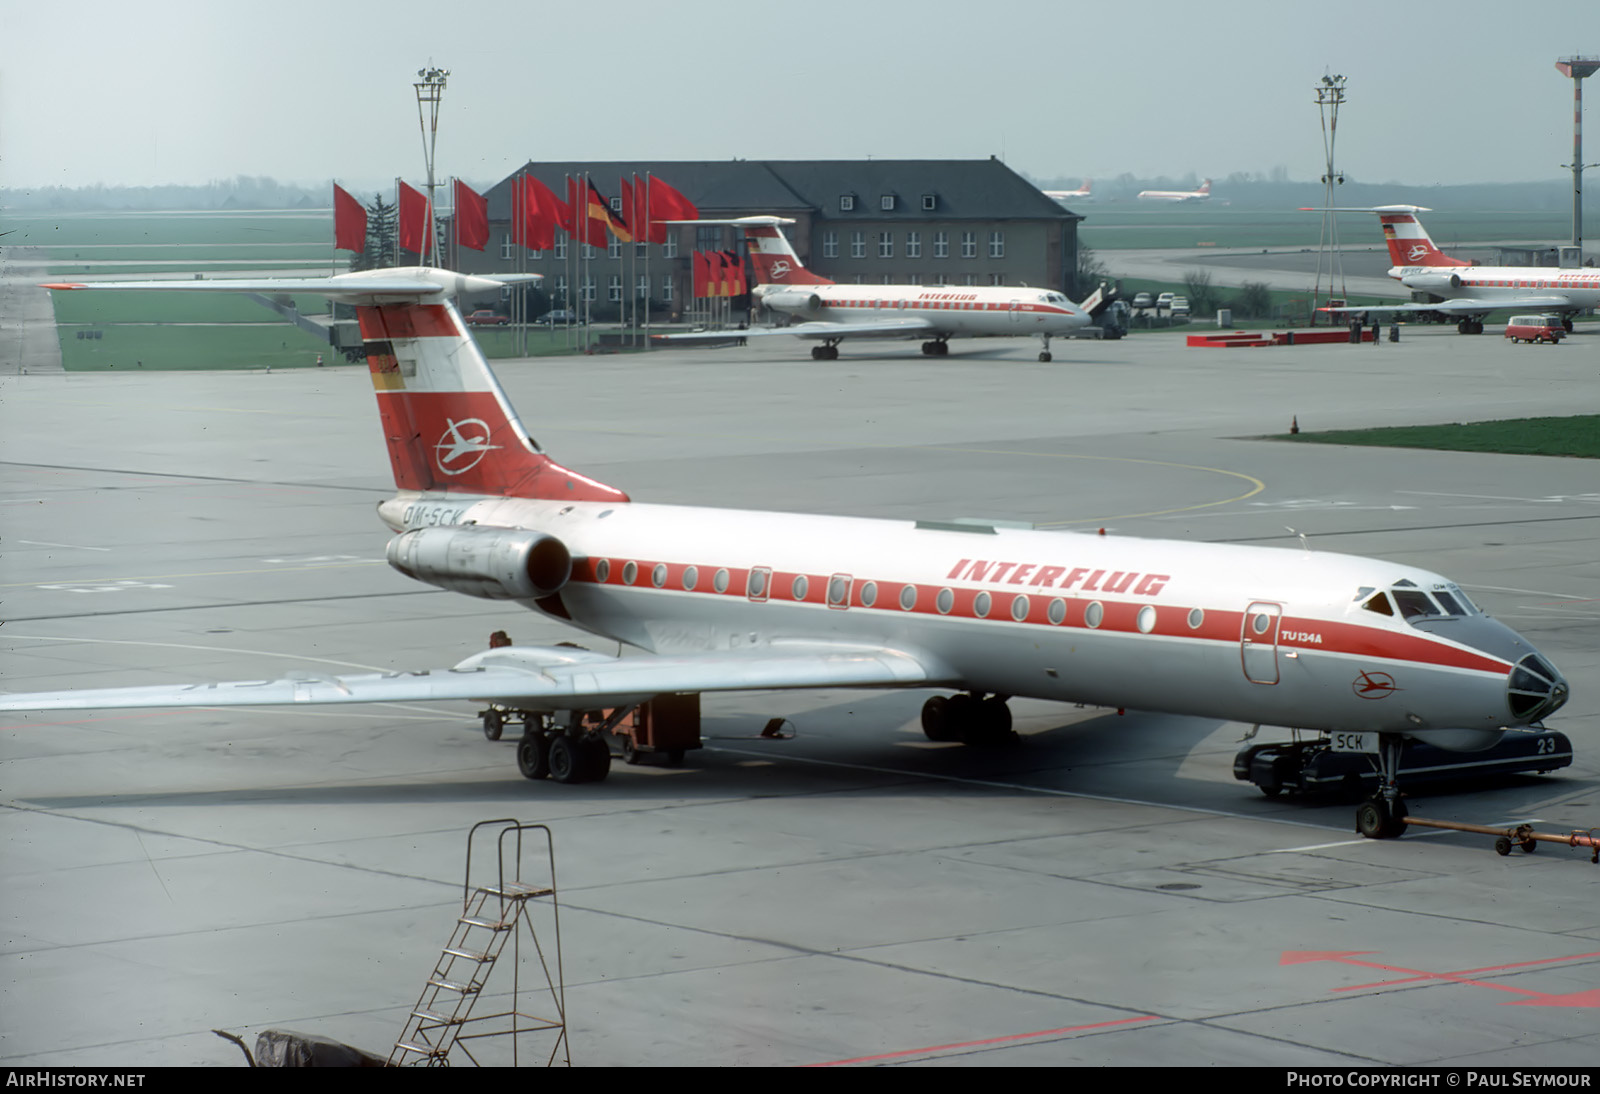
left=41, top=269, right=629, bottom=503
left=736, top=216, right=834, bottom=286
left=1376, top=208, right=1466, bottom=267
left=1197, top=179, right=1211, bottom=195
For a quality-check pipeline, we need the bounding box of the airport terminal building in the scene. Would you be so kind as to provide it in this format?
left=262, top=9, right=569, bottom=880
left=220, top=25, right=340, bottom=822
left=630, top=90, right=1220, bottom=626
left=454, top=159, right=1083, bottom=315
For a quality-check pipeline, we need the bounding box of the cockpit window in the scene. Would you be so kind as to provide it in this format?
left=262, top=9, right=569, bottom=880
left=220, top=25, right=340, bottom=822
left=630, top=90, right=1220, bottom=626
left=1362, top=591, right=1394, bottom=617
left=1432, top=589, right=1466, bottom=616
left=1392, top=589, right=1441, bottom=620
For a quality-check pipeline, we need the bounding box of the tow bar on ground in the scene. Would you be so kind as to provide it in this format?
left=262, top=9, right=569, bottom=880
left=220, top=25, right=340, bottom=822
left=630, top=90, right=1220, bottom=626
left=1401, top=815, right=1600, bottom=861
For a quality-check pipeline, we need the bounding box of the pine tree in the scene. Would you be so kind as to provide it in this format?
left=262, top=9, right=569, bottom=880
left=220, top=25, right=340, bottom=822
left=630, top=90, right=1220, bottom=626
left=349, top=193, right=398, bottom=272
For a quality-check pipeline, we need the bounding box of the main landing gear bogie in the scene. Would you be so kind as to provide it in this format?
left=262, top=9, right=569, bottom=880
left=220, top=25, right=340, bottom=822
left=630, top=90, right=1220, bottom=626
left=810, top=343, right=841, bottom=360
left=920, top=340, right=950, bottom=356
left=921, top=692, right=1017, bottom=747
left=515, top=728, right=611, bottom=784
left=1456, top=318, right=1485, bottom=335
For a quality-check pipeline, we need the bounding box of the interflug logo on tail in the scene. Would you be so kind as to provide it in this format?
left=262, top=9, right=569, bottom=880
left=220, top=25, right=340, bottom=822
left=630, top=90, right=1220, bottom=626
left=434, top=418, right=499, bottom=475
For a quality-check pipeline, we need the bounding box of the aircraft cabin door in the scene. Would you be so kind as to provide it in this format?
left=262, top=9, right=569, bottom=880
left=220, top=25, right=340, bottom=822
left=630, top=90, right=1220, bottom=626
left=1009, top=298, right=1023, bottom=324
left=1240, top=601, right=1282, bottom=684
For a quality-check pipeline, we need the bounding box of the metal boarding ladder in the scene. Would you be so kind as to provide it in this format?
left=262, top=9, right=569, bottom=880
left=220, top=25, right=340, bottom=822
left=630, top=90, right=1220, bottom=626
left=389, top=820, right=568, bottom=1067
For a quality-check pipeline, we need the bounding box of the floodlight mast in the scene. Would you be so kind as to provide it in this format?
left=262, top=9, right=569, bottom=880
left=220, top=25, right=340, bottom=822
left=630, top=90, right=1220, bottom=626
left=1555, top=56, right=1600, bottom=256
left=414, top=66, right=449, bottom=268
left=1313, top=74, right=1348, bottom=322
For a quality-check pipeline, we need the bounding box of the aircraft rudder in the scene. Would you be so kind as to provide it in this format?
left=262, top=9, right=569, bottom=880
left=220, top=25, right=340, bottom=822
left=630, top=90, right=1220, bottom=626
left=742, top=221, right=833, bottom=286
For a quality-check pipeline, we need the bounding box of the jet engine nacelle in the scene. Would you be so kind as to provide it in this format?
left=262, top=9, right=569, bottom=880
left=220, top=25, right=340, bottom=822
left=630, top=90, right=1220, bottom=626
left=1404, top=271, right=1461, bottom=293
left=386, top=526, right=571, bottom=600
left=760, top=290, right=823, bottom=316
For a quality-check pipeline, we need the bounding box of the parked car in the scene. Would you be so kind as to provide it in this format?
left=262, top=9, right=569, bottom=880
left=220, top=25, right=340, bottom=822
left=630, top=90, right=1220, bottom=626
left=1169, top=295, right=1190, bottom=318
left=1131, top=292, right=1154, bottom=309
left=1155, top=292, right=1174, bottom=312
left=465, top=310, right=510, bottom=326
left=538, top=310, right=578, bottom=325
left=1503, top=314, right=1565, bottom=344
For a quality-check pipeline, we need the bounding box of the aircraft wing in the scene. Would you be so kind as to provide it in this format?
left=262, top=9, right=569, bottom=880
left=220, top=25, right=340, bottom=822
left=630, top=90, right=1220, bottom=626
left=0, top=643, right=947, bottom=714
left=654, top=317, right=937, bottom=344
left=1321, top=295, right=1575, bottom=316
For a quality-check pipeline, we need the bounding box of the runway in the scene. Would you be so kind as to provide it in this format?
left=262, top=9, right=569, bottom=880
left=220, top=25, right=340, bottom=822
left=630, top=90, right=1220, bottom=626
left=2, top=326, right=1597, bottom=1067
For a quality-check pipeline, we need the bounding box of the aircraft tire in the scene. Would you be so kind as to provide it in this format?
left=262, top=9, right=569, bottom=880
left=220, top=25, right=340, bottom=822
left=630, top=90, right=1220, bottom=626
left=548, top=735, right=584, bottom=784
left=581, top=736, right=611, bottom=783
left=1355, top=796, right=1407, bottom=839
left=921, top=695, right=956, bottom=742
left=962, top=696, right=1016, bottom=747
left=517, top=733, right=551, bottom=780
left=483, top=709, right=504, bottom=741
left=1039, top=352, right=1052, bottom=362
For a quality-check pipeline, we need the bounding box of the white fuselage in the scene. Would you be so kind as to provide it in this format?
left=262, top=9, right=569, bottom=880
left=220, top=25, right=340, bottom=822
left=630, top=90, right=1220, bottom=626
left=756, top=284, right=1088, bottom=338
left=1390, top=264, right=1600, bottom=312
left=1137, top=189, right=1210, bottom=203
left=382, top=491, right=1552, bottom=744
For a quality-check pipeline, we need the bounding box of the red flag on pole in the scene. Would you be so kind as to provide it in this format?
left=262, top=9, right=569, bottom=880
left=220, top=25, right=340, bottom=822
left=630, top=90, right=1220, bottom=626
left=692, top=251, right=709, bottom=298
left=398, top=181, right=432, bottom=256
left=647, top=177, right=698, bottom=244
left=454, top=180, right=488, bottom=252
left=333, top=183, right=366, bottom=253
left=629, top=175, right=649, bottom=247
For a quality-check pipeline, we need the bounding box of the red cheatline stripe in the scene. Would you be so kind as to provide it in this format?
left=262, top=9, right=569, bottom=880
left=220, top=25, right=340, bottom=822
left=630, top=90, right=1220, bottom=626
left=806, top=1015, right=1158, bottom=1066
left=574, top=558, right=1510, bottom=675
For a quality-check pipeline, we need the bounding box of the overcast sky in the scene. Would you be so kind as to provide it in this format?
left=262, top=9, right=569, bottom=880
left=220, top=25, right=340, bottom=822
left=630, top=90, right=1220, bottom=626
left=3, top=0, right=1595, bottom=193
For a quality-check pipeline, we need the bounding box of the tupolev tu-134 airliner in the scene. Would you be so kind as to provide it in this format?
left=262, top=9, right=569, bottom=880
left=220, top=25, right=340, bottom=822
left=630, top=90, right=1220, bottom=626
left=1, top=267, right=1569, bottom=839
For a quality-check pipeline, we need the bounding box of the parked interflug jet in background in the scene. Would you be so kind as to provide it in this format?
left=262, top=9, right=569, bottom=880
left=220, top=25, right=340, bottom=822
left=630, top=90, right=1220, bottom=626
left=656, top=216, right=1109, bottom=361
left=1, top=267, right=1570, bottom=838
left=1311, top=205, right=1600, bottom=333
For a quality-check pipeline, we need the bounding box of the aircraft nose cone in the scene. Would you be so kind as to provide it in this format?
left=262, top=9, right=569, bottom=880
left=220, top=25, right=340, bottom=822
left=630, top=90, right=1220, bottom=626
left=1507, top=652, right=1567, bottom=723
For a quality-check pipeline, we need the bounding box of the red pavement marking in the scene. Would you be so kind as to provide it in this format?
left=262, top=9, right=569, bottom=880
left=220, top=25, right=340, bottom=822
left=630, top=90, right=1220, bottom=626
left=806, top=1015, right=1159, bottom=1067
left=1283, top=950, right=1600, bottom=1007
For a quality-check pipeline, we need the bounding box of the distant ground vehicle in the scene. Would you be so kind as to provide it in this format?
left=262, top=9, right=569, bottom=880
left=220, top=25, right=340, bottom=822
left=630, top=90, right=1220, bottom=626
left=1131, top=292, right=1154, bottom=309
left=1155, top=292, right=1175, bottom=313
left=465, top=310, right=510, bottom=326
left=1503, top=314, right=1565, bottom=344
left=1235, top=729, right=1572, bottom=799
left=538, top=310, right=578, bottom=325
left=1169, top=295, right=1190, bottom=318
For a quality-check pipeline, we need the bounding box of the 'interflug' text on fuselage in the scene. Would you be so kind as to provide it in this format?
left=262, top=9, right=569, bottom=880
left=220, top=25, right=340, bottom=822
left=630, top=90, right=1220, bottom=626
left=947, top=559, right=1170, bottom=596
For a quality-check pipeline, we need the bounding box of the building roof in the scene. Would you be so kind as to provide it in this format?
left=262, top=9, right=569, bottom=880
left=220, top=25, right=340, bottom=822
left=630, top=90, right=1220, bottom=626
left=484, top=159, right=1077, bottom=223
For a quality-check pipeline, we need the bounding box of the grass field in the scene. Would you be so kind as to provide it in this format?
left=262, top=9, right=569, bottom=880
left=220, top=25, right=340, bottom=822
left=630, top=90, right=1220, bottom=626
left=1273, top=416, right=1600, bottom=459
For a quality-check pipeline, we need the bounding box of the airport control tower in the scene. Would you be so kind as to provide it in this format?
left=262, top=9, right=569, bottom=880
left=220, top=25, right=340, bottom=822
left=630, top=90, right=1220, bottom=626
left=1555, top=55, right=1599, bottom=256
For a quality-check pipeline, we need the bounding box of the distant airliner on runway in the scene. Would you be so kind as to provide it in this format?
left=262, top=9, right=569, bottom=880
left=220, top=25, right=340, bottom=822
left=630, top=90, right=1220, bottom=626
left=1137, top=179, right=1211, bottom=203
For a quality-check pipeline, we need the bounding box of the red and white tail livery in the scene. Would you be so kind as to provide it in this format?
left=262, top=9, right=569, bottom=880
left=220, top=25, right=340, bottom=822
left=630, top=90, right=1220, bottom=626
left=1376, top=208, right=1468, bottom=268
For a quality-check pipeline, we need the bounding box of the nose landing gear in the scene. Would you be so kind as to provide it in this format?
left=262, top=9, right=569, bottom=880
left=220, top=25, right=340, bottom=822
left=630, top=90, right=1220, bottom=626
left=1356, top=732, right=1408, bottom=839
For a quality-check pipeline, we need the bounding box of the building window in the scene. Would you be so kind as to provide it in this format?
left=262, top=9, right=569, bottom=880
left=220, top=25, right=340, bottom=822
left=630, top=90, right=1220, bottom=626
left=933, top=231, right=948, bottom=259
left=990, top=231, right=1004, bottom=259
left=881, top=194, right=896, bottom=211
left=907, top=273, right=921, bottom=285
left=696, top=226, right=721, bottom=253
left=961, top=232, right=976, bottom=259
left=500, top=234, right=515, bottom=260
left=636, top=274, right=649, bottom=299
left=662, top=276, right=674, bottom=302
left=878, top=231, right=893, bottom=259
left=610, top=196, right=623, bottom=213
left=851, top=231, right=865, bottom=259
left=582, top=275, right=596, bottom=302
left=989, top=273, right=1005, bottom=286
left=962, top=273, right=976, bottom=286
left=555, top=238, right=568, bottom=260
left=882, top=274, right=895, bottom=284
left=635, top=241, right=647, bottom=258
left=921, top=194, right=938, bottom=211
left=582, top=243, right=595, bottom=260
left=663, top=235, right=678, bottom=259
left=529, top=249, right=542, bottom=260
left=823, top=231, right=838, bottom=259
left=840, top=194, right=855, bottom=212
left=906, top=231, right=921, bottom=259
left=608, top=276, right=622, bottom=302
left=608, top=239, right=622, bottom=259
left=934, top=273, right=949, bottom=286
left=554, top=275, right=567, bottom=302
